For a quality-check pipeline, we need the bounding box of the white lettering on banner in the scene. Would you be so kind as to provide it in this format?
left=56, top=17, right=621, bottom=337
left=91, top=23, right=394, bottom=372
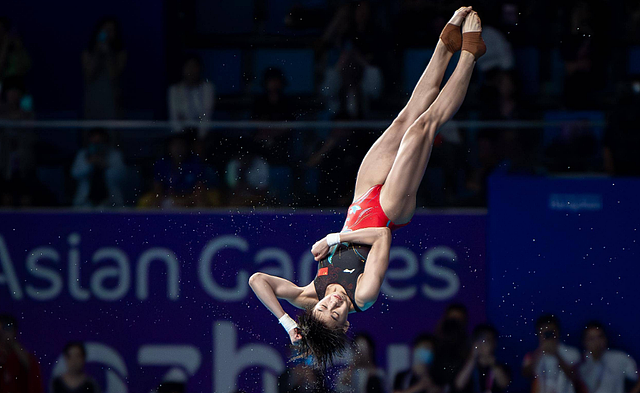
left=381, top=248, right=419, bottom=300
left=136, top=248, right=180, bottom=300
left=0, top=236, right=23, bottom=299
left=68, top=233, right=90, bottom=301
left=213, top=321, right=285, bottom=393
left=255, top=248, right=294, bottom=281
left=91, top=248, right=130, bottom=301
left=199, top=235, right=249, bottom=301
left=45, top=321, right=415, bottom=393
left=0, top=234, right=466, bottom=302
left=422, top=246, right=460, bottom=300
left=25, top=247, right=62, bottom=301
left=52, top=342, right=128, bottom=393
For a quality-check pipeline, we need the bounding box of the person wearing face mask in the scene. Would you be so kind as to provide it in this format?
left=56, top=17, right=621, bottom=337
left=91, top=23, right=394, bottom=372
left=522, top=314, right=581, bottom=393
left=393, top=334, right=441, bottom=393
left=337, top=333, right=385, bottom=393
left=50, top=342, right=102, bottom=393
left=71, top=128, right=125, bottom=207
left=454, top=324, right=510, bottom=393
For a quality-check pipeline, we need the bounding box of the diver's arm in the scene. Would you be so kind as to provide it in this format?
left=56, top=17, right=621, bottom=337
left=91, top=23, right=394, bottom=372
left=311, top=227, right=391, bottom=261
left=249, top=273, right=310, bottom=344
left=352, top=227, right=392, bottom=305
left=248, top=273, right=312, bottom=316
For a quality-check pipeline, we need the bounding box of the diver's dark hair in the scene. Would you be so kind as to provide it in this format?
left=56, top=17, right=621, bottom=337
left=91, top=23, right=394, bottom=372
left=296, top=307, right=350, bottom=370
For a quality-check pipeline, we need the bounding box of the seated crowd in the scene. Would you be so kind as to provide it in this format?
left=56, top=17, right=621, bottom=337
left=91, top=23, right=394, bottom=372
left=2, top=305, right=638, bottom=393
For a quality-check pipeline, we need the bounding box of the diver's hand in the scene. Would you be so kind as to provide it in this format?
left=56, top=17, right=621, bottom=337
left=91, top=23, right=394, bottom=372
left=311, top=237, right=331, bottom=261
left=289, top=327, right=302, bottom=345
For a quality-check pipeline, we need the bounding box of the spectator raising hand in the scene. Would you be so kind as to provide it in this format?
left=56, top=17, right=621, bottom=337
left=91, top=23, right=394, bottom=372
left=522, top=315, right=581, bottom=393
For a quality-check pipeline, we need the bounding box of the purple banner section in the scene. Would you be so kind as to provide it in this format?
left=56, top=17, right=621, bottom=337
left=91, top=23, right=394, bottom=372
left=0, top=211, right=486, bottom=393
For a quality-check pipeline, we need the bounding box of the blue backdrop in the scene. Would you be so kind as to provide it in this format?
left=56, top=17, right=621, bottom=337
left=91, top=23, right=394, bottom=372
left=1, top=211, right=487, bottom=393
left=487, top=175, right=640, bottom=392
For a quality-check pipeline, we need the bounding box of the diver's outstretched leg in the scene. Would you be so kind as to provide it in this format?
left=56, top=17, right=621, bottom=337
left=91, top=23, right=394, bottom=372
left=352, top=7, right=473, bottom=200
left=379, top=11, right=486, bottom=223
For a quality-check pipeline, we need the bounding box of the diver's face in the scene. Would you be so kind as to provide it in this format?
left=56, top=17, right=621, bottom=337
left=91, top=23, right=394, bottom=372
left=314, top=293, right=350, bottom=330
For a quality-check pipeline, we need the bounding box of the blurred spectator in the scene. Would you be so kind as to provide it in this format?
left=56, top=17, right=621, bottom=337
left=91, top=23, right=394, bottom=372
left=420, top=123, right=464, bottom=206
left=393, top=334, right=441, bottom=393
left=168, top=54, right=215, bottom=138
left=82, top=17, right=127, bottom=119
left=603, top=77, right=640, bottom=176
left=454, top=324, right=511, bottom=393
left=578, top=321, right=639, bottom=393
left=50, top=342, right=101, bottom=393
left=464, top=130, right=503, bottom=206
left=0, top=76, right=33, bottom=120
left=522, top=314, right=581, bottom=393
left=474, top=9, right=517, bottom=121
left=441, top=303, right=469, bottom=331
left=139, top=133, right=220, bottom=208
left=431, top=304, right=470, bottom=390
left=307, top=122, right=372, bottom=206
left=278, top=355, right=327, bottom=393
left=252, top=67, right=295, bottom=167
left=0, top=17, right=31, bottom=86
left=0, top=76, right=39, bottom=207
left=319, top=1, right=385, bottom=119
left=336, top=333, right=385, bottom=393
left=253, top=67, right=293, bottom=122
left=0, top=314, right=44, bottom=393
left=560, top=1, right=610, bottom=109
left=71, top=128, right=126, bottom=207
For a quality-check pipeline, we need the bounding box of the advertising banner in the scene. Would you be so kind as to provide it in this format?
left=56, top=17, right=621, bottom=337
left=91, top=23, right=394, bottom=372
left=1, top=211, right=486, bottom=393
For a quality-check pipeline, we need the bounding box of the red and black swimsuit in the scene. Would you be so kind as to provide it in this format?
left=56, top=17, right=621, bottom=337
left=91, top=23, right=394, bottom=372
left=313, top=185, right=410, bottom=312
left=342, top=184, right=410, bottom=232
left=313, top=244, right=370, bottom=312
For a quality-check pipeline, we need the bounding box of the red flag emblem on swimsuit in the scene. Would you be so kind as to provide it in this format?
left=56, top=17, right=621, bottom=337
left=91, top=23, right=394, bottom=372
left=318, top=267, right=329, bottom=276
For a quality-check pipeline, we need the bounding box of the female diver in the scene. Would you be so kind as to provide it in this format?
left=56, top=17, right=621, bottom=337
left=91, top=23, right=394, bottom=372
left=249, top=7, right=486, bottom=368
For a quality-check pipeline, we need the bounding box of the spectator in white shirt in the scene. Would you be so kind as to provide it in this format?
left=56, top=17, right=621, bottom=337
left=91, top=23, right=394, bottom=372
left=168, top=54, right=215, bottom=138
left=579, top=321, right=639, bottom=393
left=71, top=128, right=125, bottom=207
left=522, top=314, right=581, bottom=393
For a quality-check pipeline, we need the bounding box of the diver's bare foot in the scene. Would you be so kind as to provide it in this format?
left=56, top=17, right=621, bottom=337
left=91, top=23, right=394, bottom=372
left=461, top=11, right=486, bottom=59
left=448, top=6, right=473, bottom=27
